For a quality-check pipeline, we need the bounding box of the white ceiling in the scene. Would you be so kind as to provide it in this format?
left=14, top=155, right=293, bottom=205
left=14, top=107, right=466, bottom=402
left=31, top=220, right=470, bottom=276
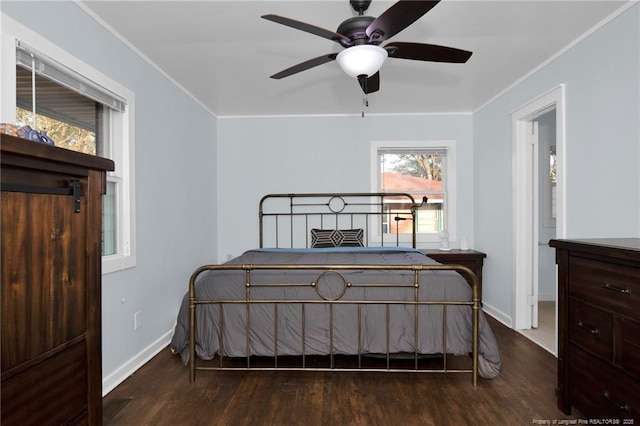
left=80, top=0, right=630, bottom=117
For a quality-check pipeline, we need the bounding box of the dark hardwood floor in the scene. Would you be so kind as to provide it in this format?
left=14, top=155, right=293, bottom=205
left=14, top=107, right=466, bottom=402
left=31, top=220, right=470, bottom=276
left=104, top=316, right=580, bottom=425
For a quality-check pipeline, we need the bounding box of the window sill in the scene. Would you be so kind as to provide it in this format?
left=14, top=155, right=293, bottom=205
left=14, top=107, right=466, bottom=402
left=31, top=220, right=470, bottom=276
left=368, top=234, right=451, bottom=246
left=102, top=254, right=136, bottom=275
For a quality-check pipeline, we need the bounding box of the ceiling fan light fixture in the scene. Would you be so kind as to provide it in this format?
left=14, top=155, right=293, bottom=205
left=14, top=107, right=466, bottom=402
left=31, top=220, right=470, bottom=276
left=336, top=45, right=388, bottom=78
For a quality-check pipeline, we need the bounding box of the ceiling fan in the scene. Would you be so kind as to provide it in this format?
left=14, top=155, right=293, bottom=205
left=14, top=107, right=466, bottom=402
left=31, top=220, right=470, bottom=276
left=262, top=0, right=472, bottom=95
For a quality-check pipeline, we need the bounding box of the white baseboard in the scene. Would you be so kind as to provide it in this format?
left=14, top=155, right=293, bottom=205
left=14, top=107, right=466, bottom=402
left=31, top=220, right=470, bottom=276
left=102, top=329, right=173, bottom=396
left=482, top=303, right=512, bottom=328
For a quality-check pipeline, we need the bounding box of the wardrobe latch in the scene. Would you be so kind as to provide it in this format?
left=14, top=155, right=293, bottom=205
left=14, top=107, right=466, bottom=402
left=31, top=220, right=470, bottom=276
left=69, top=179, right=83, bottom=213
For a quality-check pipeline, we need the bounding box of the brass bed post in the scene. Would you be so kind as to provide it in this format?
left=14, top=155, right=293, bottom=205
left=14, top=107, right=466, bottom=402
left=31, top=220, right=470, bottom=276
left=289, top=194, right=294, bottom=248
left=447, top=264, right=480, bottom=386
left=442, top=305, right=448, bottom=373
left=259, top=195, right=267, bottom=248
left=411, top=200, right=417, bottom=249
left=245, top=268, right=252, bottom=369
left=218, top=304, right=224, bottom=368
left=329, top=304, right=334, bottom=369
left=188, top=265, right=210, bottom=383
left=301, top=304, right=306, bottom=368
left=305, top=215, right=309, bottom=248
left=471, top=271, right=480, bottom=386
left=273, top=304, right=278, bottom=368
left=357, top=304, right=362, bottom=368
left=448, top=264, right=480, bottom=385
left=386, top=304, right=390, bottom=369
left=189, top=273, right=196, bottom=383
left=414, top=268, right=420, bottom=370
left=379, top=195, right=385, bottom=247
left=452, top=263, right=480, bottom=386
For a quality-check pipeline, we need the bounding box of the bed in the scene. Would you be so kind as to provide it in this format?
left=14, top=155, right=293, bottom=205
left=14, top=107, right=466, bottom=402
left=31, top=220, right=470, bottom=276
left=170, top=193, right=502, bottom=385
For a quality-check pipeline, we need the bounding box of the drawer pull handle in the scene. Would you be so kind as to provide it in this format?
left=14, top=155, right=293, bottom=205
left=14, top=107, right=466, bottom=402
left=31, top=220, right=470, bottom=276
left=603, top=391, right=631, bottom=412
left=602, top=283, right=631, bottom=295
left=577, top=321, right=600, bottom=335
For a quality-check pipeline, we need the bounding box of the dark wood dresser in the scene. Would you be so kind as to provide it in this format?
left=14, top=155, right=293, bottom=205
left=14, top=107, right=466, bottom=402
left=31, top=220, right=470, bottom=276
left=550, top=238, right=640, bottom=420
left=422, top=249, right=486, bottom=301
left=1, top=134, right=114, bottom=425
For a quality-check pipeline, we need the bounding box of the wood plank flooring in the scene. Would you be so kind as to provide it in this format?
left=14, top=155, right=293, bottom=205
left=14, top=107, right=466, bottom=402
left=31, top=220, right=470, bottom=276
left=104, top=316, right=581, bottom=425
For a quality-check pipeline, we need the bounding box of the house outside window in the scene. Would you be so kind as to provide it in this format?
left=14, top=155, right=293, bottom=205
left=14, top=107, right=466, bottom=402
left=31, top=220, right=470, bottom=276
left=1, top=22, right=136, bottom=274
left=371, top=140, right=457, bottom=245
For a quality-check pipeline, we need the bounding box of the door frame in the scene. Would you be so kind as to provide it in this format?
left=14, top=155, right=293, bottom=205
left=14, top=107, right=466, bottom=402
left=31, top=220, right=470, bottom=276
left=512, top=85, right=566, bottom=332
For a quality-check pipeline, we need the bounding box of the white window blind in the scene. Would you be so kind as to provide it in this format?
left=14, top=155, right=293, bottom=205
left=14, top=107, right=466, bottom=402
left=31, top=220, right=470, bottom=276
left=377, top=147, right=448, bottom=157
left=16, top=40, right=126, bottom=112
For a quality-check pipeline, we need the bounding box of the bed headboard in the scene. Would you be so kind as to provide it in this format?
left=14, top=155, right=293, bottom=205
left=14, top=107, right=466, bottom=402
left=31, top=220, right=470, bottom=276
left=259, top=192, right=425, bottom=249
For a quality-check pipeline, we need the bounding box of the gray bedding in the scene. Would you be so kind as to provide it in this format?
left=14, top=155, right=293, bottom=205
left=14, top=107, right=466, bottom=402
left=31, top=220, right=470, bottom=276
left=170, top=247, right=503, bottom=379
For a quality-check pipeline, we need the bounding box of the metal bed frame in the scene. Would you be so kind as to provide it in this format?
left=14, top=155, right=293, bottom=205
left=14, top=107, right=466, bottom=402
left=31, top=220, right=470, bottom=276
left=188, top=193, right=480, bottom=384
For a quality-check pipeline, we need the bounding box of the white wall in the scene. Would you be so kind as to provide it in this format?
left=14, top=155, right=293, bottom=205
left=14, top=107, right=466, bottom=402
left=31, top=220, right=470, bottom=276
left=1, top=1, right=218, bottom=392
left=216, top=113, right=474, bottom=261
left=473, top=3, right=640, bottom=323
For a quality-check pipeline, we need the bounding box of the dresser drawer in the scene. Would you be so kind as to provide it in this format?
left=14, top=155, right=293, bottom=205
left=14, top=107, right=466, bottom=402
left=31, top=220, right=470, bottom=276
left=569, top=255, right=640, bottom=322
left=569, top=344, right=640, bottom=419
left=568, top=298, right=612, bottom=360
left=617, top=318, right=640, bottom=380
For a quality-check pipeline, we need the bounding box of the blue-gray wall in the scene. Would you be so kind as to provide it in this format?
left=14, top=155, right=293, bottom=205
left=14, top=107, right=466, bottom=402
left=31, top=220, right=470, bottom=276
left=216, top=114, right=475, bottom=261
left=1, top=1, right=217, bottom=389
left=473, top=3, right=640, bottom=321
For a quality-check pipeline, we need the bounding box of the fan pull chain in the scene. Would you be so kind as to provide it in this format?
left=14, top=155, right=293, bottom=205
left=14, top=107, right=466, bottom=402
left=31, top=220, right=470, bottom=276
left=362, top=93, right=369, bottom=118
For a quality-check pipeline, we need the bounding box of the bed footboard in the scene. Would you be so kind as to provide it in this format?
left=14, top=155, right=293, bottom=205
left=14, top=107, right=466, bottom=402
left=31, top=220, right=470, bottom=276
left=188, top=263, right=480, bottom=385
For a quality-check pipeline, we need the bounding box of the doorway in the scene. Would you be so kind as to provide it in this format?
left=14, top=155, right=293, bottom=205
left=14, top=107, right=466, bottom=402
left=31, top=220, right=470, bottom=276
left=511, top=85, right=566, bottom=355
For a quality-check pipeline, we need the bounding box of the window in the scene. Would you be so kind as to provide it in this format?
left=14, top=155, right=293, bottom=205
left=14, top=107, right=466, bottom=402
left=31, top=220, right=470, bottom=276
left=543, top=144, right=557, bottom=227
left=371, top=141, right=457, bottom=244
left=1, top=22, right=135, bottom=274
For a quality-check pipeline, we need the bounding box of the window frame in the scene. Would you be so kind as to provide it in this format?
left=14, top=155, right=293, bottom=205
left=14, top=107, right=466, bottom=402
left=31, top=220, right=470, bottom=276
left=370, top=140, right=457, bottom=245
left=1, top=13, right=136, bottom=274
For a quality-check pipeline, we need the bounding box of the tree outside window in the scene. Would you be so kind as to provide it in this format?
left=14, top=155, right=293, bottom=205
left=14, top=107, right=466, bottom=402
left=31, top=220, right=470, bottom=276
left=379, top=150, right=447, bottom=234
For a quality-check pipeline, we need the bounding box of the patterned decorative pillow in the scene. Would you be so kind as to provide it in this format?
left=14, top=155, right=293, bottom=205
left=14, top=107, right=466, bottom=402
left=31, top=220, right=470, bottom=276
left=311, top=229, right=364, bottom=248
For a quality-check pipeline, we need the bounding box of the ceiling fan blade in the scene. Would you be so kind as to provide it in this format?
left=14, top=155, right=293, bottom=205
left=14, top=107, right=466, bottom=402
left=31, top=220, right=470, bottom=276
left=270, top=53, right=338, bottom=79
left=366, top=1, right=440, bottom=43
left=262, top=14, right=351, bottom=46
left=385, top=42, right=472, bottom=63
left=358, top=72, right=380, bottom=94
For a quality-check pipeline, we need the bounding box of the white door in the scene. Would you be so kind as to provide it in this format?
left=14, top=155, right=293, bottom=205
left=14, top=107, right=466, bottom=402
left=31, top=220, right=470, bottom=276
left=529, top=120, right=540, bottom=329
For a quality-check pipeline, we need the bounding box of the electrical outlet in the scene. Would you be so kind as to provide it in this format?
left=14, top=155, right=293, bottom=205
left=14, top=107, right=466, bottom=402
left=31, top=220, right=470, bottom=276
left=134, top=311, right=142, bottom=330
